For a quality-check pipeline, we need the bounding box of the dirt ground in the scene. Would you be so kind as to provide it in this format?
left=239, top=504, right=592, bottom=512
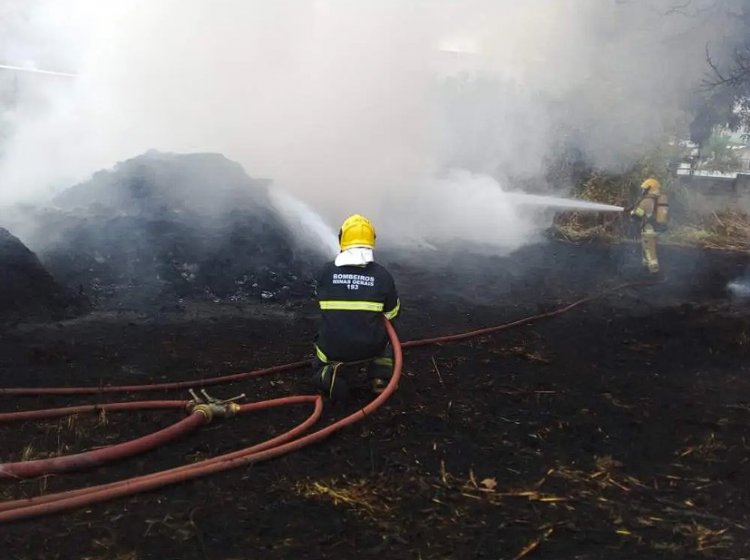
left=1, top=240, right=749, bottom=559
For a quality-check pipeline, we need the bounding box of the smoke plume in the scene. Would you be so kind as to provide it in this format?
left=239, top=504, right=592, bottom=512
left=0, top=0, right=743, bottom=251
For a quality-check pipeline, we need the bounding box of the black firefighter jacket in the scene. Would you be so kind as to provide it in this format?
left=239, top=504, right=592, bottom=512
left=314, top=261, right=400, bottom=363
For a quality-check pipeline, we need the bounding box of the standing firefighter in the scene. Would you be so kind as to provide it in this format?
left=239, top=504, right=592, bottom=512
left=629, top=177, right=669, bottom=274
left=311, top=214, right=400, bottom=400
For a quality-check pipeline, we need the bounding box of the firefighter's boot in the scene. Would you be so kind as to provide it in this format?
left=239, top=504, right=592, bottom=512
left=367, top=351, right=394, bottom=394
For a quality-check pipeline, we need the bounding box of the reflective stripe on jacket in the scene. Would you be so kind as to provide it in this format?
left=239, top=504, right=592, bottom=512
left=315, top=260, right=400, bottom=362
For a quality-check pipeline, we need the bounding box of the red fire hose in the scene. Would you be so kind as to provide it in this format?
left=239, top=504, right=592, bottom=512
left=0, top=396, right=326, bottom=480
left=0, top=395, right=323, bottom=515
left=0, top=281, right=653, bottom=397
left=0, top=411, right=206, bottom=479
left=0, top=324, right=400, bottom=523
left=0, top=362, right=310, bottom=396
left=0, top=400, right=186, bottom=423
left=0, top=281, right=657, bottom=523
left=402, top=281, right=643, bottom=347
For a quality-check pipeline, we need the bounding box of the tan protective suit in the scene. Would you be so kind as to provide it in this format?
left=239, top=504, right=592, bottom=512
left=630, top=195, right=659, bottom=273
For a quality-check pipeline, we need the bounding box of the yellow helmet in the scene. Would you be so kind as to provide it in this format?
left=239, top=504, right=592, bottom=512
left=640, top=177, right=662, bottom=195
left=339, top=214, right=376, bottom=250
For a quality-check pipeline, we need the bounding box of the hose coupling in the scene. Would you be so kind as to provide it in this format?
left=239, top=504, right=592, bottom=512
left=186, top=389, right=245, bottom=420
left=191, top=403, right=214, bottom=423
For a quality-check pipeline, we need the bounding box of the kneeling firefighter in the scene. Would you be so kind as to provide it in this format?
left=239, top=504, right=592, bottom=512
left=311, top=214, right=401, bottom=400
left=629, top=177, right=669, bottom=274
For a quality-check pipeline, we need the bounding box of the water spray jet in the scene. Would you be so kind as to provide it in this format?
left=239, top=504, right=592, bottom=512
left=269, top=189, right=339, bottom=257
left=508, top=192, right=624, bottom=213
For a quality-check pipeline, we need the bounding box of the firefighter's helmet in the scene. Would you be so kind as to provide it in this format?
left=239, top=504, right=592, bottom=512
left=339, top=214, right=376, bottom=250
left=640, top=177, right=662, bottom=195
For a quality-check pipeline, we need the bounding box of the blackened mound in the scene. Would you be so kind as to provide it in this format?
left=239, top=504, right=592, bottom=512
left=0, top=228, right=88, bottom=322
left=34, top=151, right=321, bottom=310
left=54, top=150, right=269, bottom=219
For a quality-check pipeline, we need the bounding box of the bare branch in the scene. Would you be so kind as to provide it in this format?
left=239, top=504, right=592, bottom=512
left=704, top=43, right=726, bottom=83
left=701, top=41, right=750, bottom=91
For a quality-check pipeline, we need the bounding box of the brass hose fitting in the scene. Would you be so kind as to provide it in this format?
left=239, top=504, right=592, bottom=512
left=191, top=403, right=214, bottom=423
left=186, top=389, right=244, bottom=421
left=222, top=402, right=241, bottom=418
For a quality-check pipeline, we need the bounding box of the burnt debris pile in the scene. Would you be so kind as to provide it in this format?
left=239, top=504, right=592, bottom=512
left=0, top=228, right=89, bottom=322
left=25, top=151, right=322, bottom=310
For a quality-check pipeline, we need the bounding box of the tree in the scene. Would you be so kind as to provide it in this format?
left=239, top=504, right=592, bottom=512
left=694, top=1, right=750, bottom=140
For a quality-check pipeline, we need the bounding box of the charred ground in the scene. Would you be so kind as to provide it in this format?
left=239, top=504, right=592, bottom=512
left=1, top=240, right=749, bottom=559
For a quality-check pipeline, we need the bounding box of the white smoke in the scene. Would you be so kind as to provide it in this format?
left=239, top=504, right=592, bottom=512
left=381, top=170, right=545, bottom=250
left=0, top=0, right=743, bottom=250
